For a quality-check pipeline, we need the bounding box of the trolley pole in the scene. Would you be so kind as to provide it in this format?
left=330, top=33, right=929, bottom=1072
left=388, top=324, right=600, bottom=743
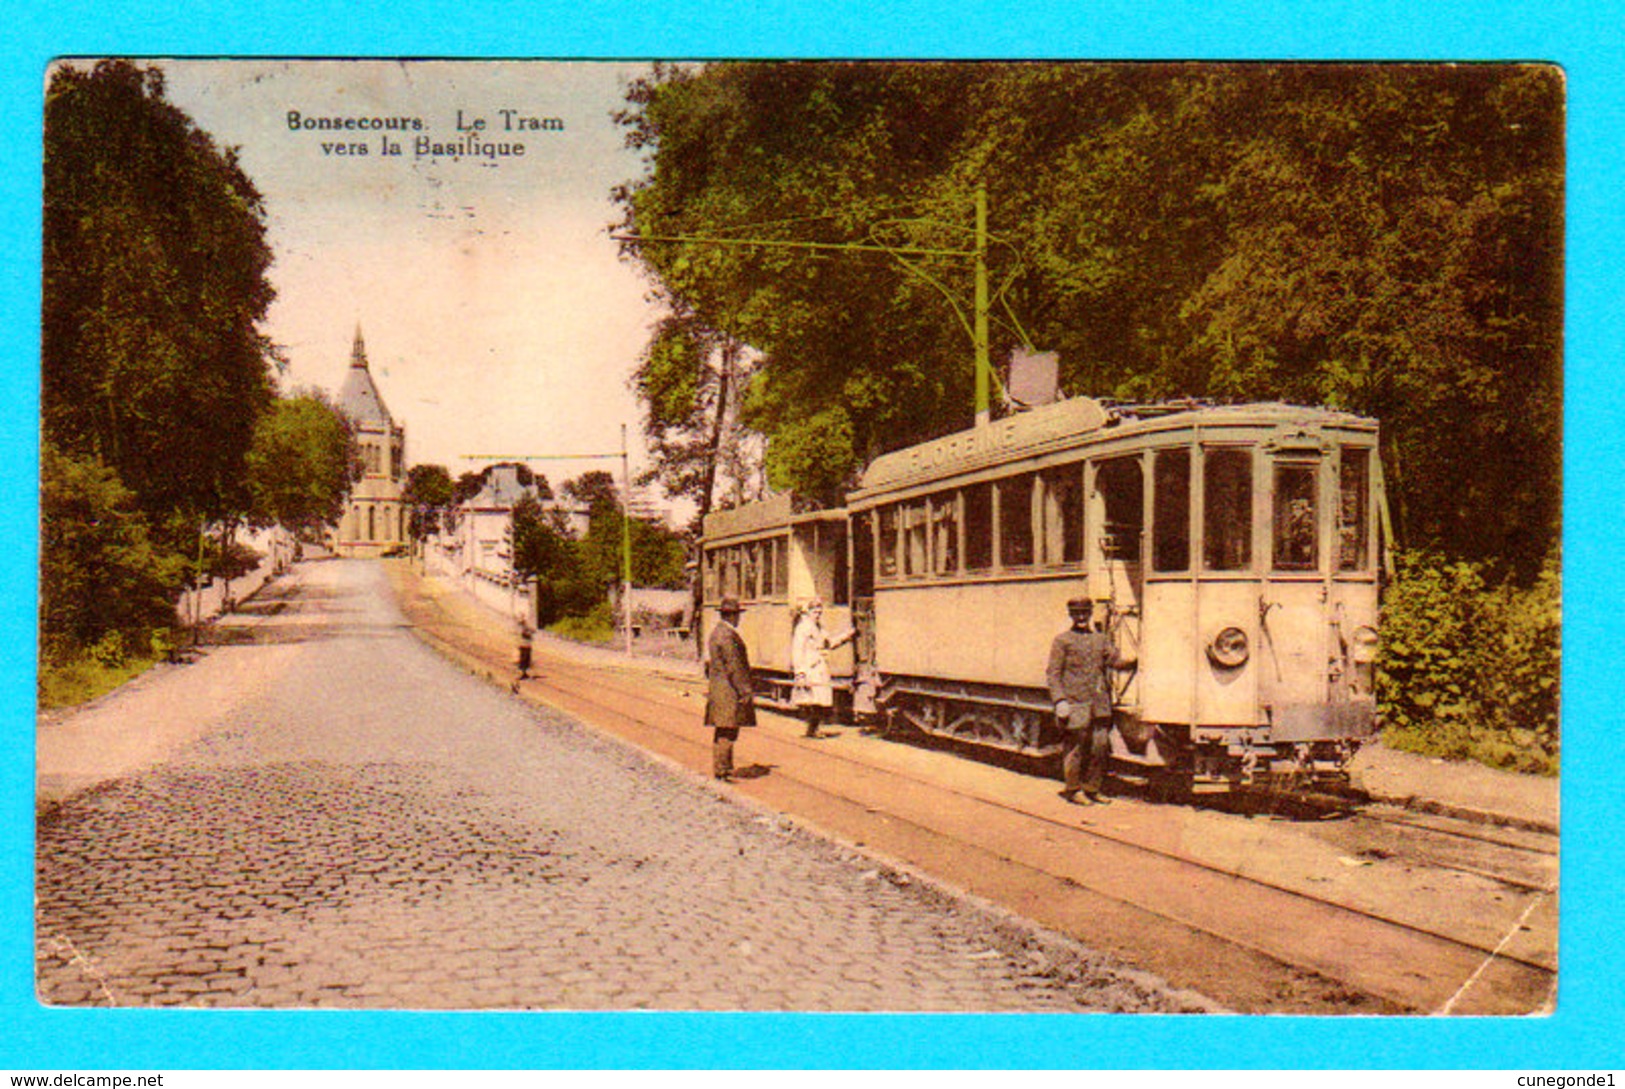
left=973, top=185, right=990, bottom=427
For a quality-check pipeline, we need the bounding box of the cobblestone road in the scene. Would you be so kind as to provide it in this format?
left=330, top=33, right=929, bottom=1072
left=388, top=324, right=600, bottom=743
left=37, top=560, right=1186, bottom=1011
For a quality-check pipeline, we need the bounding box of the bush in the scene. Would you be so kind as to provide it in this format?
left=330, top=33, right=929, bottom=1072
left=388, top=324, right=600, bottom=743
left=548, top=600, right=617, bottom=644
left=1377, top=548, right=1560, bottom=774
left=37, top=631, right=172, bottom=710
left=40, top=443, right=185, bottom=663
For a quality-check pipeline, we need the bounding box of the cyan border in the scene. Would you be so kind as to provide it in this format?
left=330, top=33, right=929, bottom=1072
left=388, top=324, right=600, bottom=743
left=6, top=0, right=1618, bottom=1070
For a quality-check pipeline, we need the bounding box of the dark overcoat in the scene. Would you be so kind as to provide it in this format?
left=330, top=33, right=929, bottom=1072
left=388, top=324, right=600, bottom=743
left=705, top=619, right=757, bottom=729
left=1046, top=627, right=1124, bottom=721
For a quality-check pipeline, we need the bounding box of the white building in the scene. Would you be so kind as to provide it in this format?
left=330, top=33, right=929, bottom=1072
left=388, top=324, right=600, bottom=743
left=424, top=463, right=590, bottom=620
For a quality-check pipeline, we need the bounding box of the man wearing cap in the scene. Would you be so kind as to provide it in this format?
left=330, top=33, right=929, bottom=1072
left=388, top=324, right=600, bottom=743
left=1047, top=597, right=1133, bottom=805
left=705, top=596, right=756, bottom=781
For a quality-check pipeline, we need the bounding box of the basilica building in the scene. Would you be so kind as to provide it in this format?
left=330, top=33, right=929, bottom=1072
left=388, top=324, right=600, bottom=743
left=331, top=326, right=407, bottom=557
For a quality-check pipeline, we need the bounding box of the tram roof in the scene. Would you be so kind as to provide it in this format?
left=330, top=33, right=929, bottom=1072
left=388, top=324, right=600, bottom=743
left=701, top=491, right=850, bottom=544
left=851, top=397, right=1376, bottom=499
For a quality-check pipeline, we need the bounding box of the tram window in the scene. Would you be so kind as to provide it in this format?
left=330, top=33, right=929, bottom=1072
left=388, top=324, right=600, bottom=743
left=932, top=493, right=960, bottom=575
left=1039, top=466, right=1086, bottom=566
left=720, top=549, right=741, bottom=600
left=1338, top=447, right=1371, bottom=572
left=1273, top=463, right=1319, bottom=571
left=1153, top=450, right=1191, bottom=572
left=999, top=473, right=1036, bottom=568
left=964, top=483, right=994, bottom=571
left=877, top=506, right=900, bottom=580
left=1095, top=457, right=1143, bottom=561
left=775, top=534, right=791, bottom=594
left=902, top=501, right=930, bottom=576
left=742, top=543, right=760, bottom=599
left=1203, top=448, right=1253, bottom=571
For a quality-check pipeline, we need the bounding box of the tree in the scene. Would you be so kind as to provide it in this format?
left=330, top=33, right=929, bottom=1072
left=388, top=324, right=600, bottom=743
left=554, top=470, right=690, bottom=598
left=614, top=62, right=1563, bottom=577
left=246, top=391, right=358, bottom=536
left=41, top=58, right=282, bottom=676
left=402, top=463, right=455, bottom=540
left=510, top=494, right=592, bottom=625
left=39, top=443, right=185, bottom=661
left=562, top=470, right=620, bottom=514
left=615, top=63, right=996, bottom=508
left=44, top=59, right=277, bottom=546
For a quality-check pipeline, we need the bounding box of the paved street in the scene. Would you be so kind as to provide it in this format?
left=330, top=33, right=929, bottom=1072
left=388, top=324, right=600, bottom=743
left=36, top=559, right=1184, bottom=1011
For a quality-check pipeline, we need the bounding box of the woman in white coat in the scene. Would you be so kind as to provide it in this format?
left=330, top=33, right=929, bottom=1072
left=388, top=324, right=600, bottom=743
left=790, top=598, right=854, bottom=738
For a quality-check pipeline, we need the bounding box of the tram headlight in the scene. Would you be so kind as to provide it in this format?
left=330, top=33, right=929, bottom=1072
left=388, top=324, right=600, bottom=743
left=1206, top=626, right=1250, bottom=669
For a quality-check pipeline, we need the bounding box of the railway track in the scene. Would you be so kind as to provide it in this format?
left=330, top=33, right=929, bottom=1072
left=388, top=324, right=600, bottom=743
left=395, top=578, right=1557, bottom=1015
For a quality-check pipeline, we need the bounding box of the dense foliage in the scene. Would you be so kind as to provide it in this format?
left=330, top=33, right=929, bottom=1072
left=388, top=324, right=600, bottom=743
left=402, top=463, right=456, bottom=541
left=45, top=60, right=278, bottom=546
left=504, top=471, right=691, bottom=629
left=247, top=391, right=359, bottom=536
left=615, top=62, right=1562, bottom=577
left=511, top=494, right=591, bottom=626
left=40, top=442, right=184, bottom=664
left=41, top=61, right=352, bottom=698
left=616, top=62, right=1563, bottom=767
left=1378, top=551, right=1560, bottom=773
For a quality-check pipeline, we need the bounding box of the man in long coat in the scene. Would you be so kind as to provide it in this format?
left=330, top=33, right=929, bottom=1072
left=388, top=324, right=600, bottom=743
left=1047, top=597, right=1133, bottom=805
left=705, top=596, right=755, bottom=781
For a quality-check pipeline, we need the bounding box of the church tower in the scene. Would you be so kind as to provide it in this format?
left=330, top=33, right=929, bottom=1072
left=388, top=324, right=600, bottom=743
left=332, top=325, right=407, bottom=557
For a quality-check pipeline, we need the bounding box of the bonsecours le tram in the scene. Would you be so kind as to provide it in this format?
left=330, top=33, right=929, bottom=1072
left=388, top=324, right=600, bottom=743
left=699, top=396, right=1387, bottom=796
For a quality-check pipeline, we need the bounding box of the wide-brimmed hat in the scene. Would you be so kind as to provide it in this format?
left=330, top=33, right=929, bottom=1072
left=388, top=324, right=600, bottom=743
left=719, top=596, right=743, bottom=615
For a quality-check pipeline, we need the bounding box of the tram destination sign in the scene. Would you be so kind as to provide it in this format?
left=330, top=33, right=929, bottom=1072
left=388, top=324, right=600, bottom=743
left=856, top=395, right=1110, bottom=495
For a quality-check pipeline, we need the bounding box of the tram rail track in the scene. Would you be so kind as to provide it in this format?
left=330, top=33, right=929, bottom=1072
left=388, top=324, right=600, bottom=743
left=527, top=659, right=1555, bottom=971
left=393, top=571, right=1557, bottom=1015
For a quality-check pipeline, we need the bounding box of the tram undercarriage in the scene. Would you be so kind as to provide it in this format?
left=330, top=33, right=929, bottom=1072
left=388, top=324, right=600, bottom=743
left=876, top=683, right=1364, bottom=796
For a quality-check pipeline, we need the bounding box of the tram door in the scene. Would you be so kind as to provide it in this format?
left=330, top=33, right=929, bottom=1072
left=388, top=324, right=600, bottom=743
left=1089, top=457, right=1145, bottom=716
left=1258, top=448, right=1333, bottom=740
left=849, top=512, right=879, bottom=715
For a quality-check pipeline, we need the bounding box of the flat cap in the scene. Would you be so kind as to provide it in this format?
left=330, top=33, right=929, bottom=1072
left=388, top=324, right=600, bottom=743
left=1066, top=597, right=1093, bottom=612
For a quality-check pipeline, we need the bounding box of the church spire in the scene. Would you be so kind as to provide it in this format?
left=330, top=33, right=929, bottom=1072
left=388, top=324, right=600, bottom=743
left=350, top=324, right=368, bottom=369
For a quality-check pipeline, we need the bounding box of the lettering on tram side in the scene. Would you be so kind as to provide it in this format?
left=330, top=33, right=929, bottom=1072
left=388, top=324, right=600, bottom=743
left=284, top=106, right=565, bottom=163
left=861, top=396, right=1110, bottom=491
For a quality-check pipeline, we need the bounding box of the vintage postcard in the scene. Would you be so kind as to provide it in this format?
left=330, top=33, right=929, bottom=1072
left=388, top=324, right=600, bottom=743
left=33, top=55, right=1566, bottom=1055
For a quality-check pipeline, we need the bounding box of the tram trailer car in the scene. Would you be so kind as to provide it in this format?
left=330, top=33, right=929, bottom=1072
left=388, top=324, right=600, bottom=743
left=702, top=396, right=1385, bottom=794
left=700, top=493, right=858, bottom=714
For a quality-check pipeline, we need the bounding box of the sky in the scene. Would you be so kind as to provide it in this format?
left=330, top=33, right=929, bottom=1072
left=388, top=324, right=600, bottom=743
left=154, top=60, right=668, bottom=499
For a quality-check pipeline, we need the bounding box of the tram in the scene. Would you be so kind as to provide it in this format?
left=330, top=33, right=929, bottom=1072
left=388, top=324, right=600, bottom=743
left=700, top=395, right=1385, bottom=793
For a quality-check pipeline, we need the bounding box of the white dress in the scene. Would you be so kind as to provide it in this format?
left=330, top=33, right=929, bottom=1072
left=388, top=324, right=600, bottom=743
left=790, top=614, right=835, bottom=708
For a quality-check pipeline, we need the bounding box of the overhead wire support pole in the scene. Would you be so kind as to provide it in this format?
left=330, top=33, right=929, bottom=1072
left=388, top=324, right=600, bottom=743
left=615, top=184, right=998, bottom=428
